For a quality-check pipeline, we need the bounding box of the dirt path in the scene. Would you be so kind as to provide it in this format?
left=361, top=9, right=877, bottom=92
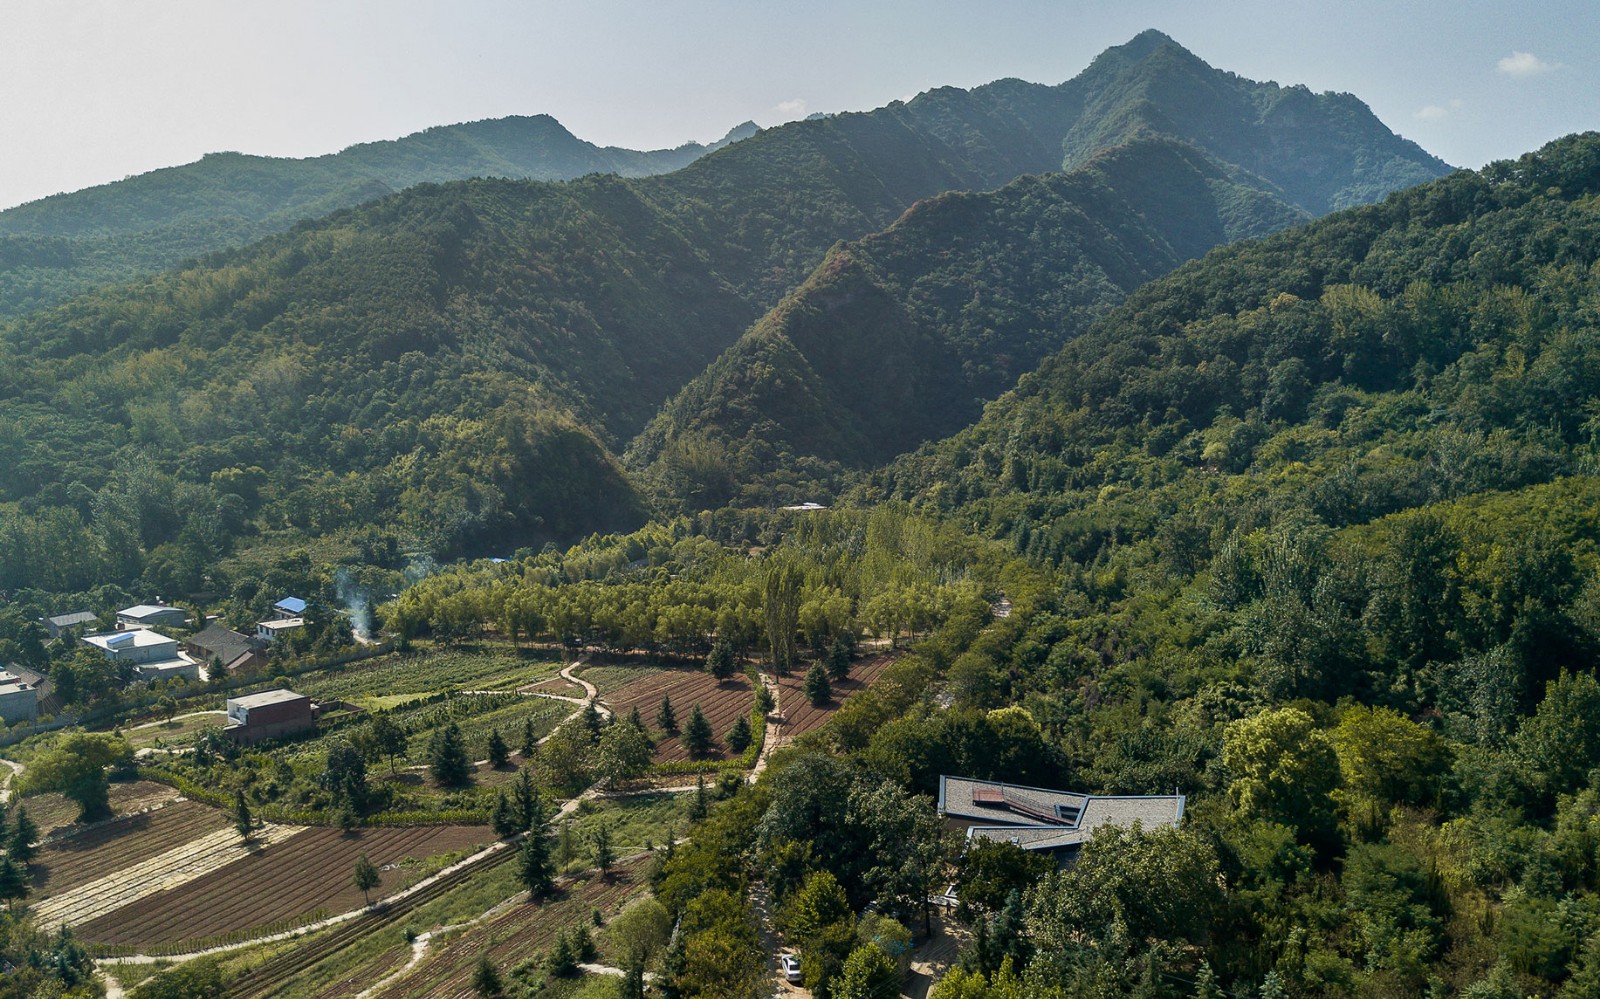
left=0, top=757, right=22, bottom=805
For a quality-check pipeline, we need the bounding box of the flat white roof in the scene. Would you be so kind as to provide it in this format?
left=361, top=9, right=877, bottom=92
left=84, top=630, right=178, bottom=651
left=257, top=617, right=304, bottom=631
left=118, top=604, right=181, bottom=618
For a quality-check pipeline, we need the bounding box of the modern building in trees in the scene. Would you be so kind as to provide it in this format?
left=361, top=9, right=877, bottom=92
left=937, top=776, right=1185, bottom=859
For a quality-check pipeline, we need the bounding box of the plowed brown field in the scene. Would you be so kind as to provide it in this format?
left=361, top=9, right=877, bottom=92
left=603, top=669, right=757, bottom=762
left=31, top=799, right=229, bottom=897
left=775, top=653, right=896, bottom=737
left=76, top=823, right=494, bottom=950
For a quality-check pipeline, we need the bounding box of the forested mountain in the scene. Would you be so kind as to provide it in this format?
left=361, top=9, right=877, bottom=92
left=629, top=136, right=1309, bottom=508
left=0, top=31, right=1447, bottom=600
left=0, top=115, right=759, bottom=319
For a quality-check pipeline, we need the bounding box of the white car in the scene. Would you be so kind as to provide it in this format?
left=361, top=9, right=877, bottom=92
left=780, top=954, right=802, bottom=983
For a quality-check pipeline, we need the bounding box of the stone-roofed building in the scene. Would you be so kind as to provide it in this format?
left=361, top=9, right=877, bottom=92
left=938, top=775, right=1184, bottom=858
left=184, top=623, right=260, bottom=667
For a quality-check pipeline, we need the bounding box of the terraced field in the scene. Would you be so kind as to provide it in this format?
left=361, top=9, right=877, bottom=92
left=390, top=860, right=650, bottom=998
left=76, top=823, right=494, bottom=950
left=31, top=799, right=231, bottom=898
left=20, top=780, right=182, bottom=839
left=603, top=668, right=759, bottom=763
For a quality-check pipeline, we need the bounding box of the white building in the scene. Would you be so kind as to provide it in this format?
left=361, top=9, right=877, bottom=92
left=82, top=630, right=201, bottom=683
left=0, top=669, right=39, bottom=725
left=256, top=618, right=305, bottom=643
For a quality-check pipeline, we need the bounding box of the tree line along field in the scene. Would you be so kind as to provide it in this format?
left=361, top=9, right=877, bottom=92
left=75, top=822, right=494, bottom=951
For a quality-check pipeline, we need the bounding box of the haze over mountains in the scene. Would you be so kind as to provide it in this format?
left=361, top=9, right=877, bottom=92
left=0, top=115, right=759, bottom=319
left=0, top=30, right=1453, bottom=593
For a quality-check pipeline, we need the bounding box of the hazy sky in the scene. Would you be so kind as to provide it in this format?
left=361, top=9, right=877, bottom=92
left=1, top=0, right=1595, bottom=210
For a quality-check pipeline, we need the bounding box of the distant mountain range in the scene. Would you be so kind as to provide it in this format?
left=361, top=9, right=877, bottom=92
left=0, top=115, right=759, bottom=319
left=0, top=31, right=1453, bottom=592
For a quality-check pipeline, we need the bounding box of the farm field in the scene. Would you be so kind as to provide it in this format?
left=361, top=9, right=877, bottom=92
left=30, top=798, right=230, bottom=898
left=75, top=823, right=495, bottom=951
left=389, top=860, right=651, bottom=999
left=18, top=779, right=182, bottom=839
left=775, top=652, right=897, bottom=738
left=603, top=667, right=758, bottom=763
left=122, top=711, right=228, bottom=749
left=293, top=647, right=567, bottom=705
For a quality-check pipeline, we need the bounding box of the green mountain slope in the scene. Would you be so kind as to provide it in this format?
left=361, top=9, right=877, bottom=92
left=1060, top=29, right=1449, bottom=213
left=0, top=33, right=1450, bottom=594
left=872, top=132, right=1600, bottom=557
left=0, top=116, right=758, bottom=320
left=628, top=137, right=1309, bottom=508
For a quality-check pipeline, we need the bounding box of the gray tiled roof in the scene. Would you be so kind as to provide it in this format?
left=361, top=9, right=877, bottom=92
left=188, top=623, right=256, bottom=664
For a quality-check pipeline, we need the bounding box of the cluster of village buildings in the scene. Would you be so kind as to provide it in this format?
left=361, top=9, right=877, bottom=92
left=0, top=598, right=309, bottom=726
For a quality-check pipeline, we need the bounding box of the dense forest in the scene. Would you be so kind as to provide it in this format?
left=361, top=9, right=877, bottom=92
left=0, top=115, right=758, bottom=320
left=629, top=136, right=1307, bottom=509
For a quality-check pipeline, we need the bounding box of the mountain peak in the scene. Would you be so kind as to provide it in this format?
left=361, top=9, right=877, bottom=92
left=1103, top=28, right=1187, bottom=63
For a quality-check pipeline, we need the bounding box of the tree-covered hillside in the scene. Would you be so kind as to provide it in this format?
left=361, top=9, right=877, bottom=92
left=629, top=136, right=1309, bottom=509
left=0, top=32, right=1448, bottom=602
left=0, top=116, right=759, bottom=320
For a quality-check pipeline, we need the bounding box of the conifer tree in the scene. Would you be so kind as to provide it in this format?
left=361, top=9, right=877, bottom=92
left=682, top=704, right=714, bottom=757
left=428, top=721, right=472, bottom=787
left=521, top=716, right=538, bottom=758
left=486, top=727, right=510, bottom=769
left=491, top=791, right=519, bottom=838
left=8, top=806, right=38, bottom=862
left=805, top=663, right=832, bottom=706
left=707, top=639, right=736, bottom=681
left=726, top=714, right=753, bottom=753
left=827, top=636, right=852, bottom=682
left=473, top=955, right=503, bottom=997
left=591, top=822, right=615, bottom=878
left=513, top=768, right=540, bottom=831
left=656, top=694, right=677, bottom=732
left=520, top=826, right=555, bottom=900
left=233, top=790, right=253, bottom=842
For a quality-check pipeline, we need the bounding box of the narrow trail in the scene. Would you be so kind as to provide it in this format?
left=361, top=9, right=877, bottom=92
left=0, top=756, right=22, bottom=805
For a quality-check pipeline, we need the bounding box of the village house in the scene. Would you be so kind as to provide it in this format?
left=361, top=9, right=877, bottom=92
left=272, top=596, right=307, bottom=620
left=224, top=688, right=318, bottom=744
left=40, top=611, right=98, bottom=639
left=0, top=668, right=39, bottom=725
left=937, top=775, right=1185, bottom=858
left=115, top=603, right=190, bottom=631
left=82, top=629, right=202, bottom=683
left=255, top=617, right=305, bottom=643
left=184, top=622, right=267, bottom=674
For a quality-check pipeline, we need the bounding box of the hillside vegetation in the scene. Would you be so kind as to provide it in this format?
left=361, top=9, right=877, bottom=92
left=0, top=115, right=758, bottom=320
left=0, top=32, right=1446, bottom=599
